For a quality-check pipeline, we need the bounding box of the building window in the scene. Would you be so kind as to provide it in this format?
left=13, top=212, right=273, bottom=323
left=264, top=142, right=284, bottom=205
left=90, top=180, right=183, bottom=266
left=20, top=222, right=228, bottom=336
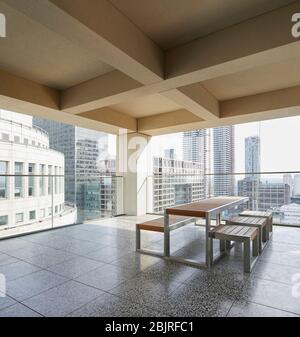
left=55, top=205, right=58, bottom=213
left=14, top=162, right=23, bottom=198
left=0, top=161, right=8, bottom=199
left=29, top=210, right=36, bottom=220
left=2, top=133, right=9, bottom=141
left=40, top=209, right=45, bottom=218
left=24, top=138, right=28, bottom=145
left=48, top=207, right=52, bottom=216
left=0, top=215, right=8, bottom=226
left=28, top=163, right=35, bottom=196
left=16, top=213, right=24, bottom=223
left=14, top=136, right=20, bottom=143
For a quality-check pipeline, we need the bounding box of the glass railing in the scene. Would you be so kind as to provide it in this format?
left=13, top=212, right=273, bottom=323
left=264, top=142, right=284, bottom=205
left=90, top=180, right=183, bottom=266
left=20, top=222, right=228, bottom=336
left=0, top=174, right=124, bottom=239
left=147, top=171, right=300, bottom=227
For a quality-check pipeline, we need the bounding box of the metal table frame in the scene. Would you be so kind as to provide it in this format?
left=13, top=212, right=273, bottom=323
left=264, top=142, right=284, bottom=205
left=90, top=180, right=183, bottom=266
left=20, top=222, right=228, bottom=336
left=164, top=197, right=249, bottom=269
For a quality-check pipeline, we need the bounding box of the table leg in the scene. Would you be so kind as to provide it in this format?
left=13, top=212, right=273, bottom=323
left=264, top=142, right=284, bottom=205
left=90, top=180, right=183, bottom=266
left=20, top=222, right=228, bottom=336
left=164, top=212, right=170, bottom=257
left=205, top=213, right=211, bottom=268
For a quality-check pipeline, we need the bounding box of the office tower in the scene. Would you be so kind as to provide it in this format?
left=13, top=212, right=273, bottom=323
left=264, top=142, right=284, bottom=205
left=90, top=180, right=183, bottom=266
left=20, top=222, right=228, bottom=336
left=183, top=130, right=207, bottom=164
left=164, top=148, right=176, bottom=160
left=283, top=173, right=293, bottom=197
left=258, top=183, right=291, bottom=210
left=238, top=136, right=260, bottom=209
left=294, top=174, right=300, bottom=196
left=33, top=118, right=114, bottom=220
left=245, top=136, right=260, bottom=180
left=213, top=126, right=235, bottom=196
left=152, top=157, right=206, bottom=213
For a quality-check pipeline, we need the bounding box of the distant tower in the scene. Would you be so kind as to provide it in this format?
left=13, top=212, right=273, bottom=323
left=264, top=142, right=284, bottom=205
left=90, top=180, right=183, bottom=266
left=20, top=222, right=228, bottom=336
left=164, top=148, right=176, bottom=160
left=283, top=174, right=293, bottom=197
left=245, top=136, right=260, bottom=180
left=213, top=126, right=235, bottom=196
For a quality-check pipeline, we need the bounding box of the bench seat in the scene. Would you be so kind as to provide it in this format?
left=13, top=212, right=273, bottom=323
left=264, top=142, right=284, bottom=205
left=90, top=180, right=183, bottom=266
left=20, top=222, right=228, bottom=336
left=136, top=215, right=195, bottom=257
left=209, top=225, right=259, bottom=273
left=226, top=215, right=268, bottom=253
left=239, top=210, right=273, bottom=232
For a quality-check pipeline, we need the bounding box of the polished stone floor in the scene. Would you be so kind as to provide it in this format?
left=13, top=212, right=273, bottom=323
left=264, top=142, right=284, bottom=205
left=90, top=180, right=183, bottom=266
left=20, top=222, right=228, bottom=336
left=0, top=215, right=300, bottom=317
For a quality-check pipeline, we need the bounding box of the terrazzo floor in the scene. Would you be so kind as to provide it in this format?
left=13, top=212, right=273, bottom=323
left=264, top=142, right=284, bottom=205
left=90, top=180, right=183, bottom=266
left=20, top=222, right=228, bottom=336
left=0, top=215, right=300, bottom=317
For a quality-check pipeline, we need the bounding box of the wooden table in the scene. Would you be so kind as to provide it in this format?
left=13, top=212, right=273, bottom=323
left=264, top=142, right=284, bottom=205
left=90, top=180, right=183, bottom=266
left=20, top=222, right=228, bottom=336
left=164, top=196, right=249, bottom=269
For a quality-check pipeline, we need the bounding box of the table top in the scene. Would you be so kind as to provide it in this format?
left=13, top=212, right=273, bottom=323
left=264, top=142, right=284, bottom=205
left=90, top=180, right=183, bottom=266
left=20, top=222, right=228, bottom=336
left=166, top=196, right=249, bottom=217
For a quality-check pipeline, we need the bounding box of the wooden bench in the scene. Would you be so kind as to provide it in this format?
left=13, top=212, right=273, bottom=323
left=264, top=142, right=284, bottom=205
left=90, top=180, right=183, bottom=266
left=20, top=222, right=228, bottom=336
left=209, top=225, right=259, bottom=273
left=136, top=216, right=195, bottom=257
left=226, top=216, right=268, bottom=253
left=239, top=210, right=273, bottom=233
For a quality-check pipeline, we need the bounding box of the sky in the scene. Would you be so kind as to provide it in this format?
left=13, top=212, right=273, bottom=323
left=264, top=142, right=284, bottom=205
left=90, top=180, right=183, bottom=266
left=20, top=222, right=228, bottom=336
left=151, top=115, right=300, bottom=174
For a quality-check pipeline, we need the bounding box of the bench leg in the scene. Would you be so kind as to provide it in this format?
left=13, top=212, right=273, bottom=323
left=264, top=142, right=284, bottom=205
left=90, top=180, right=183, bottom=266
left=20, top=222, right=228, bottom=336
left=262, top=224, right=268, bottom=242
left=252, top=235, right=259, bottom=257
left=136, top=224, right=141, bottom=251
left=258, top=227, right=262, bottom=254
left=269, top=217, right=273, bottom=232
left=210, top=237, right=214, bottom=265
left=164, top=213, right=170, bottom=257
left=243, top=239, right=251, bottom=273
left=220, top=239, right=226, bottom=252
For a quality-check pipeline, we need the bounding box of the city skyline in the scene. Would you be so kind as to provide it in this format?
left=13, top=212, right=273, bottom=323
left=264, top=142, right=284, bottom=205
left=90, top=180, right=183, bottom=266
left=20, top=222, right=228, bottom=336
left=151, top=115, right=300, bottom=173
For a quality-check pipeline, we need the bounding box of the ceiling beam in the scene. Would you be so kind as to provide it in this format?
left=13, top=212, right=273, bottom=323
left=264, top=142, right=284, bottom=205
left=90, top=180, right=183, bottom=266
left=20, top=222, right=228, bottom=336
left=0, top=69, right=60, bottom=110
left=138, top=109, right=203, bottom=135
left=221, top=85, right=300, bottom=119
left=163, top=83, right=219, bottom=121
left=61, top=70, right=142, bottom=114
left=78, top=107, right=137, bottom=132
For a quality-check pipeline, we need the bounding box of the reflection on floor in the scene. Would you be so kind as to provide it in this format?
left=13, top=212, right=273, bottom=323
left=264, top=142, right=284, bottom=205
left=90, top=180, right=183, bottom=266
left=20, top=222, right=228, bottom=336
left=0, top=215, right=300, bottom=317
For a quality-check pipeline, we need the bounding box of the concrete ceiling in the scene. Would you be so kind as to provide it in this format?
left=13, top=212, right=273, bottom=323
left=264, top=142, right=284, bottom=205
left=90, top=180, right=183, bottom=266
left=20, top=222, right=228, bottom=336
left=0, top=2, right=114, bottom=89
left=1, top=0, right=300, bottom=136
left=110, top=0, right=296, bottom=49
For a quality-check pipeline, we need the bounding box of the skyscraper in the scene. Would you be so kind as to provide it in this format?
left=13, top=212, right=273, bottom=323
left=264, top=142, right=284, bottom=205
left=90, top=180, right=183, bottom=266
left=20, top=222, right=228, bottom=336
left=33, top=118, right=114, bottom=221
left=213, top=126, right=235, bottom=196
left=245, top=136, right=260, bottom=179
left=183, top=130, right=207, bottom=164
left=182, top=130, right=209, bottom=197
left=283, top=174, right=293, bottom=197
left=238, top=135, right=260, bottom=209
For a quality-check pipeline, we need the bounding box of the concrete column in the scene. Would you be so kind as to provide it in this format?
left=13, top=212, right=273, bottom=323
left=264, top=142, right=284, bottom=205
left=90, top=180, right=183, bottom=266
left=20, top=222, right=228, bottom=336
left=117, top=131, right=153, bottom=216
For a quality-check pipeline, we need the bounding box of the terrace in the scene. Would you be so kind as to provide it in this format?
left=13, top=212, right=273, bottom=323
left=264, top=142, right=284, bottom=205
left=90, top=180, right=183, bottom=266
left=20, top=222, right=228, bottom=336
left=0, top=0, right=300, bottom=318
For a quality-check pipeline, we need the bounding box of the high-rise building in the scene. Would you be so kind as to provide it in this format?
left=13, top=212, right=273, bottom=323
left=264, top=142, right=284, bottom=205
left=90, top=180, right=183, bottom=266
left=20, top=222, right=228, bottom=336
left=164, top=148, right=176, bottom=160
left=152, top=157, right=206, bottom=213
left=183, top=130, right=208, bottom=164
left=33, top=118, right=115, bottom=221
left=213, top=126, right=235, bottom=196
left=238, top=136, right=260, bottom=209
left=245, top=136, right=260, bottom=180
left=283, top=174, right=293, bottom=197
left=294, top=174, right=300, bottom=196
